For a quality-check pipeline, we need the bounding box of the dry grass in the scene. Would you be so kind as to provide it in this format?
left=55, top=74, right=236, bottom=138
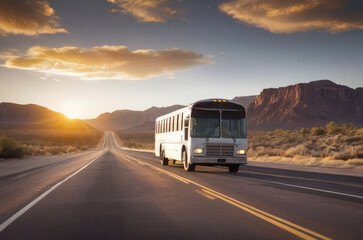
left=248, top=122, right=363, bottom=169
left=115, top=131, right=154, bottom=150
left=0, top=129, right=103, bottom=158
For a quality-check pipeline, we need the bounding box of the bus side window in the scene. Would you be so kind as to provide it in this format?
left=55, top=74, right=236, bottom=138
left=173, top=115, right=178, bottom=131
left=184, top=117, right=189, bottom=141
left=172, top=116, right=175, bottom=132
left=169, top=117, right=171, bottom=132
left=180, top=113, right=183, bottom=131
left=176, top=114, right=179, bottom=131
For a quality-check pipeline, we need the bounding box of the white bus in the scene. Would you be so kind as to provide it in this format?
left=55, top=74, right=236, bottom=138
left=155, top=99, right=247, bottom=173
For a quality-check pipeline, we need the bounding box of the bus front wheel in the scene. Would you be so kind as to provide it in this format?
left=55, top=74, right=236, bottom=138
left=161, top=151, right=168, bottom=166
left=228, top=164, right=240, bottom=173
left=182, top=150, right=195, bottom=172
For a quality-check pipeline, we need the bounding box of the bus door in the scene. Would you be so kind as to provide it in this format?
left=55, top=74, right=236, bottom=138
left=184, top=116, right=189, bottom=141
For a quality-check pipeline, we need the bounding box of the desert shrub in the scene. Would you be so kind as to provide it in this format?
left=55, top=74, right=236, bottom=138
left=273, top=129, right=285, bottom=135
left=332, top=149, right=352, bottom=160
left=0, top=136, right=26, bottom=158
left=300, top=128, right=310, bottom=135
left=66, top=146, right=78, bottom=153
left=345, top=136, right=361, bottom=144
left=346, top=159, right=363, bottom=166
left=341, top=123, right=357, bottom=133
left=311, top=127, right=326, bottom=136
left=326, top=121, right=339, bottom=134
left=261, top=147, right=282, bottom=156
left=284, top=144, right=310, bottom=157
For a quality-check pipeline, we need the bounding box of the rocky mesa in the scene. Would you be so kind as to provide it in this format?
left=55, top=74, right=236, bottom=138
left=247, top=80, right=363, bottom=130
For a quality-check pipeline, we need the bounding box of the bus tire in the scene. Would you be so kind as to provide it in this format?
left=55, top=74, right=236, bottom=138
left=228, top=164, right=240, bottom=173
left=160, top=151, right=168, bottom=166
left=182, top=150, right=195, bottom=172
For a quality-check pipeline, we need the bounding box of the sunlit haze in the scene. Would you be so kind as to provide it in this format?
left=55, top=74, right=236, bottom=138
left=1, top=0, right=362, bottom=119
left=60, top=101, right=85, bottom=119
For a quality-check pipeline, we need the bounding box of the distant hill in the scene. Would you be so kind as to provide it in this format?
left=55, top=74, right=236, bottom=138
left=247, top=80, right=363, bottom=130
left=85, top=105, right=185, bottom=131
left=232, top=95, right=256, bottom=109
left=0, top=102, right=95, bottom=131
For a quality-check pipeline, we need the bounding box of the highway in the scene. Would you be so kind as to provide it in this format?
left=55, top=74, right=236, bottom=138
left=0, top=132, right=362, bottom=240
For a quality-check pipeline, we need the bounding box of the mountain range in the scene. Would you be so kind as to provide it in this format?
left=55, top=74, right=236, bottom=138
left=1, top=80, right=362, bottom=132
left=0, top=102, right=94, bottom=131
left=84, top=105, right=184, bottom=132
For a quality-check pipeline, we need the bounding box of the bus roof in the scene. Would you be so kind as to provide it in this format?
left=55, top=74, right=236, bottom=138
left=155, top=99, right=245, bottom=121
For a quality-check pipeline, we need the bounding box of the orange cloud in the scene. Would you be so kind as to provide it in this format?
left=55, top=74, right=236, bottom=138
left=3, top=45, right=210, bottom=80
left=0, top=0, right=67, bottom=36
left=219, top=0, right=363, bottom=33
left=107, top=0, right=182, bottom=22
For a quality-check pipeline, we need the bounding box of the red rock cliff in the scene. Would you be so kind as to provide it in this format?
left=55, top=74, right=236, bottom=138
left=247, top=80, right=363, bottom=130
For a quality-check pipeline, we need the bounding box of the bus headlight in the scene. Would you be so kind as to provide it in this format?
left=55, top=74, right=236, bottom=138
left=194, top=148, right=203, bottom=154
left=237, top=149, right=246, bottom=155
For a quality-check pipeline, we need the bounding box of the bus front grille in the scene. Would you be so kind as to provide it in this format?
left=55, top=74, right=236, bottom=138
left=206, top=144, right=235, bottom=157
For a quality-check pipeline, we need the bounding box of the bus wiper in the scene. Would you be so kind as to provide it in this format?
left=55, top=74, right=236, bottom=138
left=222, top=122, right=236, bottom=142
left=206, top=125, right=219, bottom=141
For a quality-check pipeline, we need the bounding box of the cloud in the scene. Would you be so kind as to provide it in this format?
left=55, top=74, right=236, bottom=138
left=219, top=0, right=363, bottom=33
left=2, top=45, right=211, bottom=80
left=107, top=0, right=182, bottom=22
left=0, top=0, right=67, bottom=36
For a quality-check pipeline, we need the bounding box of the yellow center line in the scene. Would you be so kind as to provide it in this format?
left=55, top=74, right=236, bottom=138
left=123, top=155, right=190, bottom=184
left=119, top=152, right=331, bottom=240
left=201, top=189, right=318, bottom=240
left=194, top=189, right=215, bottom=200
left=238, top=170, right=363, bottom=188
left=201, top=189, right=332, bottom=240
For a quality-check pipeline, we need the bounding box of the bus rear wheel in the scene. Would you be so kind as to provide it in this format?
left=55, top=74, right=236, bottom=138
left=228, top=164, right=240, bottom=173
left=160, top=151, right=168, bottom=166
left=182, top=150, right=195, bottom=172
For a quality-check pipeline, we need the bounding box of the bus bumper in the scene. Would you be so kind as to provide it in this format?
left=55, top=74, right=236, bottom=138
left=191, top=156, right=247, bottom=165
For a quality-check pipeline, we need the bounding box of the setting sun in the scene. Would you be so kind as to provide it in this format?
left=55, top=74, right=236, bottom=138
left=60, top=101, right=84, bottom=119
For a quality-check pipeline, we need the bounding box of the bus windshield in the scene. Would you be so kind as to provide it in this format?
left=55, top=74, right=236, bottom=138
left=191, top=109, right=220, bottom=138
left=222, top=111, right=246, bottom=138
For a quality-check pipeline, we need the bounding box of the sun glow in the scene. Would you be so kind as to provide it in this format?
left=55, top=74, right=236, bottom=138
left=60, top=101, right=84, bottom=119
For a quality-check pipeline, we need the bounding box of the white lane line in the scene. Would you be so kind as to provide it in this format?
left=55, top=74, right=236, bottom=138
left=111, top=132, right=120, bottom=149
left=101, top=132, right=108, bottom=149
left=0, top=151, right=105, bottom=233
left=225, top=174, right=363, bottom=200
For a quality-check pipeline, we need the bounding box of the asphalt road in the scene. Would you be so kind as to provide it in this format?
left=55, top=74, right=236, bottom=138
left=0, top=132, right=362, bottom=240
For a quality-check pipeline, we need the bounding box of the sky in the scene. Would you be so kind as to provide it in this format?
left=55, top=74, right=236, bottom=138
left=0, top=0, right=362, bottom=119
